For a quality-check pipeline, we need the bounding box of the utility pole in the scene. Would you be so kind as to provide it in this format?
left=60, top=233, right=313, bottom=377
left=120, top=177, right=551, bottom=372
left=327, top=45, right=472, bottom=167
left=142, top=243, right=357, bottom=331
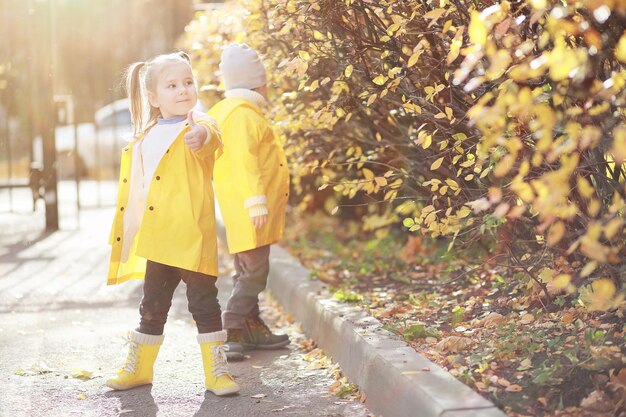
left=34, top=0, right=59, bottom=231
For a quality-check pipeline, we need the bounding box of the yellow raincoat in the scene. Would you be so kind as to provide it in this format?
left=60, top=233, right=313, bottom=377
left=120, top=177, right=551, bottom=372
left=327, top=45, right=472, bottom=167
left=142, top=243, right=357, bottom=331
left=107, top=120, right=221, bottom=285
left=209, top=98, right=289, bottom=254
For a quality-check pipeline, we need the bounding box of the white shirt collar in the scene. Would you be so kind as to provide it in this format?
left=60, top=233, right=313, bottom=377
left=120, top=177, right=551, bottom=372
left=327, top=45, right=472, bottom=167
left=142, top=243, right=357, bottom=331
left=224, top=88, right=267, bottom=109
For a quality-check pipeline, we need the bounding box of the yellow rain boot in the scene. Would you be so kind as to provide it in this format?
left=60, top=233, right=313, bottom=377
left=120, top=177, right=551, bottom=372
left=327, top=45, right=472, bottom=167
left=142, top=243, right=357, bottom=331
left=198, top=330, right=240, bottom=396
left=106, top=330, right=164, bottom=390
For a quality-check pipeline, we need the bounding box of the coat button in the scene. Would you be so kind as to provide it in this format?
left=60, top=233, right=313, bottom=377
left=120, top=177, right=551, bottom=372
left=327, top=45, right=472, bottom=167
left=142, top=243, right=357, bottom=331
left=166, top=149, right=170, bottom=153
left=149, top=206, right=154, bottom=211
left=123, top=178, right=127, bottom=183
left=156, top=176, right=160, bottom=180
left=285, top=193, right=288, bottom=197
left=120, top=206, right=124, bottom=211
left=116, top=237, right=121, bottom=241
left=280, top=163, right=283, bottom=167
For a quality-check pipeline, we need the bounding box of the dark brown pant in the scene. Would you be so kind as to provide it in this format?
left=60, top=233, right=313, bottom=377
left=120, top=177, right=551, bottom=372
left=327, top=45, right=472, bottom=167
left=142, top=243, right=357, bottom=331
left=138, top=260, right=222, bottom=335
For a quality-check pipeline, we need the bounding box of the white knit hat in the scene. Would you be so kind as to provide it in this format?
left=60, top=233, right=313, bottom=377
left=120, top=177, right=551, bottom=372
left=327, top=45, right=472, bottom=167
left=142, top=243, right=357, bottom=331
left=219, top=43, right=267, bottom=91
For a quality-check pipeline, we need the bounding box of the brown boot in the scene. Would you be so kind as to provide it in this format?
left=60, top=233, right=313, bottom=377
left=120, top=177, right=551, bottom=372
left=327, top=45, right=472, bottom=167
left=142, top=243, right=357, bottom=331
left=242, top=315, right=290, bottom=350
left=224, top=329, right=245, bottom=361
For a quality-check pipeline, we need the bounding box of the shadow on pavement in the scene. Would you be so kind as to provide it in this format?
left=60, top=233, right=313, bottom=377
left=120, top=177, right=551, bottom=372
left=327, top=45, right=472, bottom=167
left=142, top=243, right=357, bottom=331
left=0, top=230, right=55, bottom=277
left=104, top=385, right=159, bottom=417
left=193, top=390, right=242, bottom=417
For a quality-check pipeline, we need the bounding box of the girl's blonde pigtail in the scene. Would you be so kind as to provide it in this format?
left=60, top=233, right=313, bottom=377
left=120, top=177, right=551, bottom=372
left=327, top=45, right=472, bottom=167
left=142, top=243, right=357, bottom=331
left=125, top=62, right=146, bottom=137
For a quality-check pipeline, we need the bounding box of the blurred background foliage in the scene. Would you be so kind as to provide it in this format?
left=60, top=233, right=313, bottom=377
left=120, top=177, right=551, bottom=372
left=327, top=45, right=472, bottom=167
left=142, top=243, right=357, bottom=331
left=184, top=0, right=626, bottom=310
left=0, top=0, right=194, bottom=178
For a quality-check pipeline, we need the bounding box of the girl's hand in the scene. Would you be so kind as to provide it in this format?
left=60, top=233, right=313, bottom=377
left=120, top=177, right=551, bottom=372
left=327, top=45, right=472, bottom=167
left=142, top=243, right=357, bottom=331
left=251, top=214, right=268, bottom=229
left=184, top=111, right=208, bottom=152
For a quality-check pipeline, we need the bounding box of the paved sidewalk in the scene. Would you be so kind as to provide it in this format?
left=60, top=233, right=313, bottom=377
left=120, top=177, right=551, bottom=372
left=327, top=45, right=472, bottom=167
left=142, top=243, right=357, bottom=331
left=0, top=194, right=371, bottom=417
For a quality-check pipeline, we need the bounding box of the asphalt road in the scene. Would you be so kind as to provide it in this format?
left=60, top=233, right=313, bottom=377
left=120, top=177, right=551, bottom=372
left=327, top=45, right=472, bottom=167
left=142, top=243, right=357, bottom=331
left=0, top=188, right=371, bottom=417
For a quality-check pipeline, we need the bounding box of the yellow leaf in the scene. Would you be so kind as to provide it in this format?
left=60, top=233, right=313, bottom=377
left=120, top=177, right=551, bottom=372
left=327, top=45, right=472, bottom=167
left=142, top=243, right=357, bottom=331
left=580, top=261, right=597, bottom=278
left=408, top=50, right=421, bottom=68
left=468, top=11, right=487, bottom=47
left=494, top=155, right=515, bottom=177
left=363, top=168, right=374, bottom=179
left=577, top=177, right=594, bottom=199
left=616, top=31, right=626, bottom=63
left=313, top=30, right=325, bottom=40
left=372, top=75, right=387, bottom=85
left=403, top=102, right=422, bottom=114
left=422, top=135, right=432, bottom=150
left=547, top=221, right=566, bottom=246
left=457, top=206, right=471, bottom=218
left=445, top=179, right=459, bottom=190
left=552, top=274, right=571, bottom=289
left=431, top=157, right=444, bottom=170
left=299, top=50, right=311, bottom=61
left=447, top=27, right=464, bottom=64
left=424, top=8, right=446, bottom=25
left=579, top=278, right=618, bottom=311
left=610, top=124, right=626, bottom=164
left=345, top=64, right=354, bottom=78
left=604, top=218, right=623, bottom=239
left=375, top=177, right=388, bottom=186
left=548, top=43, right=586, bottom=81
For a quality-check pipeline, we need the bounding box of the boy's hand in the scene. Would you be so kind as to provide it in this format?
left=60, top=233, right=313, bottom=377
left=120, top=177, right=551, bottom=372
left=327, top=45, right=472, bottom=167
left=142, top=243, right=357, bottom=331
left=184, top=111, right=208, bottom=152
left=251, top=214, right=268, bottom=229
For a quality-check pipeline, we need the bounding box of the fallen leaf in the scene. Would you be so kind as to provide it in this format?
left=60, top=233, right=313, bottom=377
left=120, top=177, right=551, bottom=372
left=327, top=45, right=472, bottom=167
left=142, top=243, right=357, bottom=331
left=497, top=377, right=511, bottom=387
left=561, top=312, right=575, bottom=323
left=609, top=368, right=626, bottom=392
left=271, top=406, right=293, bottom=412
left=435, top=336, right=473, bottom=353
left=15, top=361, right=55, bottom=376
left=481, top=312, right=505, bottom=328
left=519, top=313, right=534, bottom=324
left=517, top=358, right=532, bottom=371
left=475, top=381, right=487, bottom=391
left=580, top=390, right=613, bottom=412
left=506, top=384, right=522, bottom=392
left=71, top=368, right=99, bottom=380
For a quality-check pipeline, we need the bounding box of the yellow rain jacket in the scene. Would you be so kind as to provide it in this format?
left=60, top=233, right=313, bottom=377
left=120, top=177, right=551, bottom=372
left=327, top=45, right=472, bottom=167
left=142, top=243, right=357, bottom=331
left=209, top=98, right=289, bottom=254
left=107, top=119, right=221, bottom=285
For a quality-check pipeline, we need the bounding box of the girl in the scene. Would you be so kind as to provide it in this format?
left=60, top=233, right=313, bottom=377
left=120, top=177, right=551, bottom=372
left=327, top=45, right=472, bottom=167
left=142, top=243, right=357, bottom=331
left=105, top=51, right=239, bottom=396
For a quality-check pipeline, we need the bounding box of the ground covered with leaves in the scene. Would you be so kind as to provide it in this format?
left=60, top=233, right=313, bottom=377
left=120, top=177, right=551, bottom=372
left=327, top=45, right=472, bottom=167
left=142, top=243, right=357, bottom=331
left=282, top=211, right=626, bottom=417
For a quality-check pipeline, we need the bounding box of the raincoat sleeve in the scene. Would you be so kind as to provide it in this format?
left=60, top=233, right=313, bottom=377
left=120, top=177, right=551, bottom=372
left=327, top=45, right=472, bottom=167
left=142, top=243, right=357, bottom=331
left=223, top=112, right=266, bottom=207
left=193, top=119, right=222, bottom=160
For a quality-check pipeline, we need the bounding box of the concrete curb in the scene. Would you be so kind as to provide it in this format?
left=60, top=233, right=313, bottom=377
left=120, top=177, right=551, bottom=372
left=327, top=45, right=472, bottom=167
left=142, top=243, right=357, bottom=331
left=216, top=218, right=508, bottom=417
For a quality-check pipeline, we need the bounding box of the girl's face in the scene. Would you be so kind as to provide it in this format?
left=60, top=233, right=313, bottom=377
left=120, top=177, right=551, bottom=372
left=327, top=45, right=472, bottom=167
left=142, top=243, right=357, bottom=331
left=148, top=61, right=197, bottom=119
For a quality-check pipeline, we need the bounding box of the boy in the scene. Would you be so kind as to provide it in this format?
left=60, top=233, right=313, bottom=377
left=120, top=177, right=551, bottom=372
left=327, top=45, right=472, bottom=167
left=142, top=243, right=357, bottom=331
left=209, top=44, right=290, bottom=360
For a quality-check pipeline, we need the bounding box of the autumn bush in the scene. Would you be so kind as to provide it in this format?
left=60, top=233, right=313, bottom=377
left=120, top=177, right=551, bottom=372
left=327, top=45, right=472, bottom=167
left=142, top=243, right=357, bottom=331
left=183, top=0, right=625, bottom=310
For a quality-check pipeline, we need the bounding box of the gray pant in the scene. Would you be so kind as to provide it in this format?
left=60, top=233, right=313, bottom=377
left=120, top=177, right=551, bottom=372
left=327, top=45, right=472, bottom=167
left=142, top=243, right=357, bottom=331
left=222, top=245, right=270, bottom=329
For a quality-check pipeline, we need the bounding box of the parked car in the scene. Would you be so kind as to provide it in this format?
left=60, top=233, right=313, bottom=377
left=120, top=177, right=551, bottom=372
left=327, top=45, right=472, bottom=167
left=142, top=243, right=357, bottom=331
left=33, top=99, right=133, bottom=179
